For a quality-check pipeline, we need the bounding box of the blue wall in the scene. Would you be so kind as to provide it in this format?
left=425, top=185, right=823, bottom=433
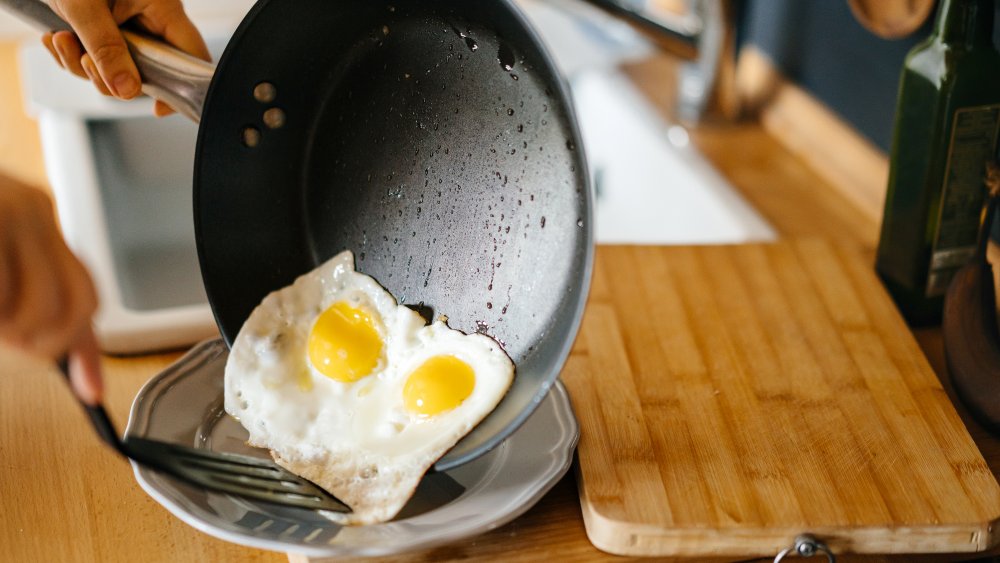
left=741, top=0, right=943, bottom=152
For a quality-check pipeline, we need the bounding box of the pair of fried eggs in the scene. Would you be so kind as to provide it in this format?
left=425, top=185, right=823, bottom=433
left=224, top=251, right=514, bottom=525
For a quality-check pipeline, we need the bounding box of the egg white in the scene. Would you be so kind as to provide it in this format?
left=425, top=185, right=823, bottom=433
left=224, top=250, right=514, bottom=525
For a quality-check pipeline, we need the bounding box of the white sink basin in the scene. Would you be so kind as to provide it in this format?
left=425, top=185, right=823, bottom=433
left=572, top=70, right=774, bottom=244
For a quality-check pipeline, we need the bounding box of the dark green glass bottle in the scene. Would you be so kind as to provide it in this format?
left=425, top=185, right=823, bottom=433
left=875, top=0, right=1000, bottom=325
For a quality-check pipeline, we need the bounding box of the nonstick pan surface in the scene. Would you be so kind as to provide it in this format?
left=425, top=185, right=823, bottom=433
left=195, top=0, right=592, bottom=470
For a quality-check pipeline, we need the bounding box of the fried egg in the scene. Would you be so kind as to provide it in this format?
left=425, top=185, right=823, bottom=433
left=224, top=250, right=514, bottom=525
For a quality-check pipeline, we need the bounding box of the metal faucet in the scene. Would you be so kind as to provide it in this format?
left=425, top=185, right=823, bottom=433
left=579, top=0, right=738, bottom=122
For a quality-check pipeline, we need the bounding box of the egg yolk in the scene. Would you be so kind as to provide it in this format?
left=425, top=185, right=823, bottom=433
left=308, top=301, right=382, bottom=382
left=403, top=355, right=476, bottom=416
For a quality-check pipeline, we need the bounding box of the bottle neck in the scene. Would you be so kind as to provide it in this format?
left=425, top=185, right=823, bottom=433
left=933, top=0, right=995, bottom=47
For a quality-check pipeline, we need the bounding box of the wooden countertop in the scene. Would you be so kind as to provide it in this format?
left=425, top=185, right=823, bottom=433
left=2, top=41, right=999, bottom=563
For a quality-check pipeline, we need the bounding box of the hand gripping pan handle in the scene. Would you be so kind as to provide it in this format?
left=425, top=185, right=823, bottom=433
left=0, top=0, right=214, bottom=122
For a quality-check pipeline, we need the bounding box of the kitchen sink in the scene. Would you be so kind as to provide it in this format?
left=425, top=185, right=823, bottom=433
left=571, top=69, right=774, bottom=244
left=20, top=0, right=772, bottom=353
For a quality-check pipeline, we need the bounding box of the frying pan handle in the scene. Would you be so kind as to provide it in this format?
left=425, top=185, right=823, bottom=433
left=120, top=30, right=214, bottom=123
left=0, top=0, right=213, bottom=123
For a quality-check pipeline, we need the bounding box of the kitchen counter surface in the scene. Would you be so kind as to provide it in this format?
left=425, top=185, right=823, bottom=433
left=2, top=40, right=999, bottom=563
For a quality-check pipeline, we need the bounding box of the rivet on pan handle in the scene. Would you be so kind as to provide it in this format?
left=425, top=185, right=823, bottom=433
left=773, top=534, right=835, bottom=563
left=0, top=0, right=215, bottom=123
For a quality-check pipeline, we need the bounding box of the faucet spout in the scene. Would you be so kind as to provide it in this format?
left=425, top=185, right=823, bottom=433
left=579, top=0, right=703, bottom=60
left=577, top=0, right=739, bottom=123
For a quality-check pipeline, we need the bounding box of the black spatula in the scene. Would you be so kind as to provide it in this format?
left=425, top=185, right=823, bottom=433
left=57, top=359, right=350, bottom=513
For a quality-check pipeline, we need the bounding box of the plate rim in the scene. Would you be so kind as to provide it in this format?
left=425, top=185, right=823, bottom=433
left=125, top=339, right=579, bottom=556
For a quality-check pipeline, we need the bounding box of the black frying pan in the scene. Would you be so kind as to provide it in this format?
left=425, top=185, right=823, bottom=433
left=6, top=0, right=592, bottom=471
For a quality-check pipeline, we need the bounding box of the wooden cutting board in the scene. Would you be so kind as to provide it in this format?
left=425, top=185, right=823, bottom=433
left=562, top=241, right=1000, bottom=559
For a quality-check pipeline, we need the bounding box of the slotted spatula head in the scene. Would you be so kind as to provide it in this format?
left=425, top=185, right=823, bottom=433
left=122, top=437, right=350, bottom=512
left=57, top=359, right=350, bottom=513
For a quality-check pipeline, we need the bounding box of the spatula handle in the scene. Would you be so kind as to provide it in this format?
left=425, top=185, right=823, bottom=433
left=56, top=358, right=127, bottom=457
left=0, top=0, right=214, bottom=122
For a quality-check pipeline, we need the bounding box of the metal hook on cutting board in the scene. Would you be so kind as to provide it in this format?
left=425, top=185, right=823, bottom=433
left=773, top=534, right=836, bottom=563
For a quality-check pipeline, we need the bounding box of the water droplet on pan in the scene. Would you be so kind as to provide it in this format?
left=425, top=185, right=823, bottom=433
left=498, top=44, right=516, bottom=72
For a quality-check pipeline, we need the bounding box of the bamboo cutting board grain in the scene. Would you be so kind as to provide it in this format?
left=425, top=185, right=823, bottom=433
left=562, top=241, right=1000, bottom=559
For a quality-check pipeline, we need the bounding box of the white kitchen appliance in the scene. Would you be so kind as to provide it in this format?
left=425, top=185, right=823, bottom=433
left=17, top=21, right=246, bottom=353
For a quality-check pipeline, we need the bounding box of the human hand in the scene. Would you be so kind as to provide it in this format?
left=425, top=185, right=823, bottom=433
left=0, top=174, right=102, bottom=405
left=40, top=0, right=210, bottom=117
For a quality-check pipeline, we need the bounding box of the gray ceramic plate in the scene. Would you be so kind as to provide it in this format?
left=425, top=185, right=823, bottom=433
left=124, top=339, right=579, bottom=557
